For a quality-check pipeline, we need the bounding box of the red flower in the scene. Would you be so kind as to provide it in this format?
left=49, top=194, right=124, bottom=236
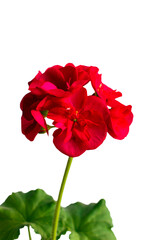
left=47, top=88, right=109, bottom=157
left=28, top=63, right=98, bottom=97
left=91, top=68, right=133, bottom=140
left=21, top=62, right=94, bottom=141
left=20, top=93, right=48, bottom=141
left=20, top=63, right=133, bottom=156
left=91, top=68, right=122, bottom=106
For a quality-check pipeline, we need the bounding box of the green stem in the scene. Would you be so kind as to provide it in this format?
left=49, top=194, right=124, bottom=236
left=51, top=156, right=73, bottom=240
left=27, top=225, right=32, bottom=240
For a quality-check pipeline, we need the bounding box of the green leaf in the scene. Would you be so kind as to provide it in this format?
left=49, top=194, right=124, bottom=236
left=64, top=199, right=116, bottom=240
left=0, top=189, right=56, bottom=240
left=0, top=190, right=116, bottom=240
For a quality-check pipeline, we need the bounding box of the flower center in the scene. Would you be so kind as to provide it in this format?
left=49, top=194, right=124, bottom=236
left=73, top=110, right=79, bottom=122
left=66, top=108, right=79, bottom=122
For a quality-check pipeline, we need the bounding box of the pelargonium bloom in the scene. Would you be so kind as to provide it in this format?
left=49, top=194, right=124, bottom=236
left=28, top=63, right=98, bottom=97
left=21, top=63, right=97, bottom=141
left=90, top=68, right=133, bottom=140
left=47, top=87, right=110, bottom=157
left=20, top=63, right=133, bottom=157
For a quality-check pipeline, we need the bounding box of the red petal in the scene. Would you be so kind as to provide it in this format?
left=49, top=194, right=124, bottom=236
left=53, top=129, right=86, bottom=157
left=108, top=104, right=133, bottom=139
left=84, top=120, right=107, bottom=150
left=21, top=116, right=41, bottom=141
left=29, top=66, right=68, bottom=95
left=64, top=120, right=73, bottom=143
left=76, top=65, right=99, bottom=88
left=83, top=95, right=110, bottom=124
left=31, top=110, right=48, bottom=133
left=90, top=67, right=101, bottom=91
left=41, top=82, right=57, bottom=92
left=59, top=64, right=77, bottom=88
left=20, top=92, right=41, bottom=120
left=28, top=71, right=45, bottom=95
left=69, top=87, right=87, bottom=110
left=36, top=95, right=68, bottom=112
left=47, top=89, right=68, bottom=97
left=43, top=66, right=67, bottom=90
left=47, top=107, right=68, bottom=125
left=90, top=69, right=122, bottom=106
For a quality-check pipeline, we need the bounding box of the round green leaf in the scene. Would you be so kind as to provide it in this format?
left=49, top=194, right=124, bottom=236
left=0, top=190, right=116, bottom=240
left=0, top=189, right=55, bottom=240
left=64, top=199, right=117, bottom=240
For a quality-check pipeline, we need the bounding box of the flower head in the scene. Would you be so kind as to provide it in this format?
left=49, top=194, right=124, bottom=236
left=47, top=87, right=109, bottom=157
left=20, top=63, right=133, bottom=157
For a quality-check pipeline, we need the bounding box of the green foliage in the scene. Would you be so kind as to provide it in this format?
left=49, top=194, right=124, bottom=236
left=0, top=189, right=55, bottom=240
left=64, top=199, right=116, bottom=240
left=0, top=189, right=116, bottom=240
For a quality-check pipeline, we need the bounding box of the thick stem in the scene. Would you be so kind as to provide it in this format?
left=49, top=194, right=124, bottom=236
left=27, top=226, right=32, bottom=240
left=51, top=156, right=73, bottom=240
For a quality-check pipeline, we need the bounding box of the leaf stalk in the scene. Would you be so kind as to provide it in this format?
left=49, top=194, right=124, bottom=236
left=27, top=226, right=32, bottom=240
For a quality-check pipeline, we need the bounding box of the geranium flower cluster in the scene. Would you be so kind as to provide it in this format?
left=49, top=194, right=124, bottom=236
left=20, top=63, right=133, bottom=157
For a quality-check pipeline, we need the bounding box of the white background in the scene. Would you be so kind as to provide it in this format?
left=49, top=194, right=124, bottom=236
left=0, top=0, right=160, bottom=240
